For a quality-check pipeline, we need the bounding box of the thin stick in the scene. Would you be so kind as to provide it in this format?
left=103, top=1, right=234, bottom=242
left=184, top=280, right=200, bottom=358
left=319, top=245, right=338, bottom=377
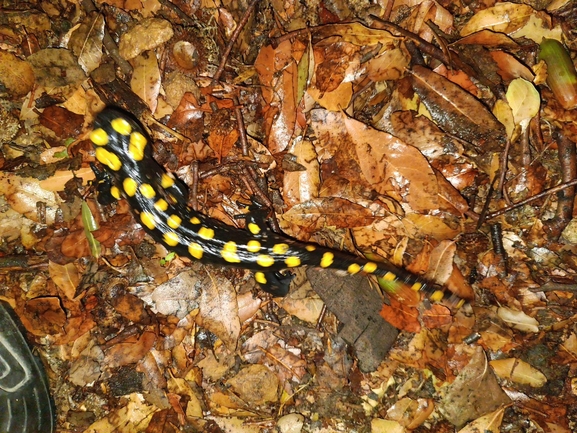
left=212, top=0, right=259, bottom=83
left=487, top=178, right=577, bottom=220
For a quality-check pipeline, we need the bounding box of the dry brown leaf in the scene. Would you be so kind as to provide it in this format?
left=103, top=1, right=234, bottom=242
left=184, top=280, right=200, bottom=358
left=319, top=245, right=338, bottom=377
left=0, top=51, right=35, bottom=97
left=68, top=12, right=104, bottom=74
left=311, top=109, right=442, bottom=213
left=411, top=65, right=506, bottom=154
left=24, top=296, right=67, bottom=335
left=380, top=297, right=421, bottom=333
left=227, top=364, right=279, bottom=405
left=254, top=40, right=300, bottom=153
left=197, top=269, right=241, bottom=350
left=104, top=331, right=156, bottom=369
left=280, top=197, right=376, bottom=232
left=48, top=261, right=80, bottom=300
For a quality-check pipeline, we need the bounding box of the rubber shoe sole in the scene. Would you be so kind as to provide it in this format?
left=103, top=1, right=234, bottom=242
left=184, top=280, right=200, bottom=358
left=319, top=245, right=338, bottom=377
left=0, top=300, right=55, bottom=433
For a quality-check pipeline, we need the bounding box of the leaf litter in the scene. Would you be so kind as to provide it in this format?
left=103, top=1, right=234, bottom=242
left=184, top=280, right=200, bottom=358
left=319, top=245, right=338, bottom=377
left=0, top=0, right=576, bottom=432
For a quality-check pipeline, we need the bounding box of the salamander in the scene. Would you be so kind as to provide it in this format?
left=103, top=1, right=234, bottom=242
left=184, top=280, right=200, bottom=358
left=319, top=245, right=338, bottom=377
left=90, top=107, right=463, bottom=307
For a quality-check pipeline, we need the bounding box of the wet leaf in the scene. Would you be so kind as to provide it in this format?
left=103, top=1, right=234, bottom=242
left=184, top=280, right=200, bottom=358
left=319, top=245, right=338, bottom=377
left=410, top=65, right=506, bottom=154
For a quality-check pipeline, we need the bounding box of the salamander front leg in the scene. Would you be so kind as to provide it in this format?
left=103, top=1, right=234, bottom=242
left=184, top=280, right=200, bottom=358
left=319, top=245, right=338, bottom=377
left=254, top=271, right=293, bottom=297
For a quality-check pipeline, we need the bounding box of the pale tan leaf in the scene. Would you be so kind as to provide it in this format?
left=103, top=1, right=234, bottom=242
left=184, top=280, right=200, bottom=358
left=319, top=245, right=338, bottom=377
left=226, top=364, right=279, bottom=405
left=130, top=51, right=161, bottom=113
left=506, top=78, right=540, bottom=130
left=283, top=137, right=320, bottom=208
left=460, top=3, right=535, bottom=36
left=490, top=358, right=547, bottom=387
left=497, top=306, right=539, bottom=332
left=371, top=419, right=406, bottom=433
left=425, top=240, right=456, bottom=284
left=313, top=22, right=398, bottom=46
left=0, top=173, right=59, bottom=224
left=458, top=407, right=506, bottom=433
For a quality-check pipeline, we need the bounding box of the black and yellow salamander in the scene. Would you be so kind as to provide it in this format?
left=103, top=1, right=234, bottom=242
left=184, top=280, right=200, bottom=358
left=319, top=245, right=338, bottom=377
left=90, top=107, right=463, bottom=307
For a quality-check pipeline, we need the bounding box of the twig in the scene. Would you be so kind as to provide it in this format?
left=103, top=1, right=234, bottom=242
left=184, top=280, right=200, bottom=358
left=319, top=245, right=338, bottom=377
left=544, top=128, right=577, bottom=238
left=487, top=178, right=577, bottom=220
left=212, top=0, right=259, bottom=83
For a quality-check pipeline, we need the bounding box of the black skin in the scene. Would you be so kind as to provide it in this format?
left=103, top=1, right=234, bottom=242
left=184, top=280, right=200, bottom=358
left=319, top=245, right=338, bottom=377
left=92, top=107, right=460, bottom=303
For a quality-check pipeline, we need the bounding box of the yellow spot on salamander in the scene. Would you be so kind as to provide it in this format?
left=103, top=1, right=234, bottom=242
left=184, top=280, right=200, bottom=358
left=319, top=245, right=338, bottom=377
left=305, top=245, right=316, bottom=252
left=123, top=177, right=138, bottom=197
left=167, top=215, right=182, bottom=229
left=255, top=272, right=267, bottom=284
left=139, top=183, right=156, bottom=199
left=95, top=148, right=122, bottom=171
left=411, top=282, right=422, bottom=292
left=221, top=241, right=241, bottom=263
left=285, top=256, right=301, bottom=267
left=272, top=243, right=289, bottom=255
left=163, top=231, right=180, bottom=247
left=383, top=272, right=396, bottom=281
left=190, top=216, right=201, bottom=225
left=363, top=262, right=377, bottom=273
left=110, top=186, right=121, bottom=200
left=247, top=240, right=261, bottom=252
left=198, top=227, right=215, bottom=240
left=320, top=252, right=334, bottom=268
left=430, top=290, right=445, bottom=302
left=154, top=199, right=169, bottom=212
left=248, top=223, right=261, bottom=235
left=347, top=263, right=361, bottom=275
left=129, top=131, right=147, bottom=161
left=161, top=173, right=175, bottom=189
left=256, top=254, right=275, bottom=267
left=140, top=212, right=156, bottom=230
left=111, top=117, right=132, bottom=135
left=90, top=128, right=109, bottom=146
left=188, top=242, right=203, bottom=259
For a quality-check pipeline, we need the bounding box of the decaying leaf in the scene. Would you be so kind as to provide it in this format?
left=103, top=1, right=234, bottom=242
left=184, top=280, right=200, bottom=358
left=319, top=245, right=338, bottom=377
left=119, top=18, right=174, bottom=60
left=440, top=347, right=511, bottom=427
